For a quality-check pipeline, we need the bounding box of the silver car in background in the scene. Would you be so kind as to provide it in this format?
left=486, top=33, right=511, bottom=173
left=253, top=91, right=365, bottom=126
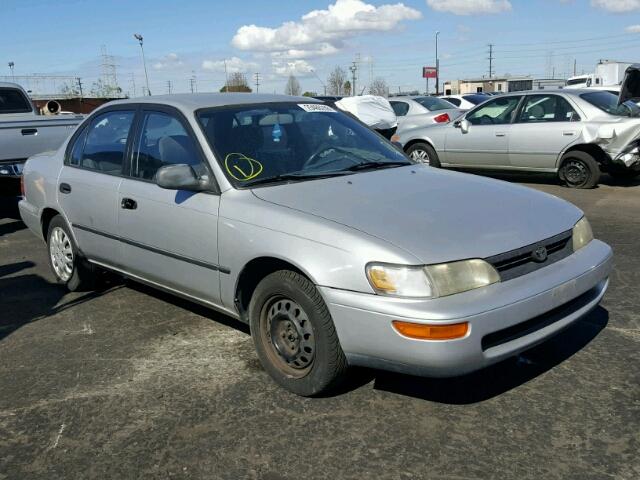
left=390, top=96, right=465, bottom=130
left=400, top=89, right=640, bottom=188
left=20, top=94, right=612, bottom=396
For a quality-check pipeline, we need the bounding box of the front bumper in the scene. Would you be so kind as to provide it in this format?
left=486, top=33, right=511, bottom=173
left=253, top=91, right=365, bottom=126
left=320, top=239, right=613, bottom=377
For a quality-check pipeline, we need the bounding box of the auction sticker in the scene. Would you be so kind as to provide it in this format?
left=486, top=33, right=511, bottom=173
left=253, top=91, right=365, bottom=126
left=298, top=104, right=336, bottom=113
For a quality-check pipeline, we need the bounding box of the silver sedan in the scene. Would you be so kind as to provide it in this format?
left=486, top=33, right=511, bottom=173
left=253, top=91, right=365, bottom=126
left=399, top=89, right=640, bottom=188
left=20, top=94, right=612, bottom=396
left=390, top=96, right=465, bottom=130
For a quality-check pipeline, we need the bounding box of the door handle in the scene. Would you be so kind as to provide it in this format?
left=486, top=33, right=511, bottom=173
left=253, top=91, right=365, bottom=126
left=495, top=132, right=506, bottom=137
left=562, top=131, right=575, bottom=136
left=21, top=128, right=38, bottom=136
left=121, top=197, right=137, bottom=210
left=59, top=183, right=72, bottom=194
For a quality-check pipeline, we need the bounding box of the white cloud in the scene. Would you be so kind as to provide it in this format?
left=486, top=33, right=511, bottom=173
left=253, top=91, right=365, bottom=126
left=591, top=0, right=640, bottom=12
left=626, top=24, right=640, bottom=32
left=426, top=0, right=512, bottom=15
left=153, top=52, right=183, bottom=70
left=231, top=0, right=421, bottom=58
left=201, top=56, right=258, bottom=73
left=272, top=60, right=315, bottom=77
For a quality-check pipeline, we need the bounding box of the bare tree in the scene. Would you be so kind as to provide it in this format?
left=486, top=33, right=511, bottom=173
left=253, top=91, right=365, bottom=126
left=343, top=80, right=351, bottom=96
left=284, top=74, right=301, bottom=96
left=327, top=66, right=347, bottom=96
left=369, top=77, right=389, bottom=97
left=220, top=72, right=252, bottom=92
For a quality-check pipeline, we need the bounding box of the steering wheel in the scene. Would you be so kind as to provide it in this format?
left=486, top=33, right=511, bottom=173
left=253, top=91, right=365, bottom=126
left=302, top=143, right=361, bottom=171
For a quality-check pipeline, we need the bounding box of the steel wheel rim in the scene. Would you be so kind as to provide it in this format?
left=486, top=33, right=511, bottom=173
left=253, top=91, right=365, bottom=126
left=564, top=160, right=588, bottom=186
left=410, top=148, right=430, bottom=163
left=49, top=227, right=74, bottom=281
left=260, top=295, right=315, bottom=378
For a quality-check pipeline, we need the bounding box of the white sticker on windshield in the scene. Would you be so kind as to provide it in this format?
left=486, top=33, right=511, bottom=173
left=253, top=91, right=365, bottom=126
left=298, top=103, right=337, bottom=113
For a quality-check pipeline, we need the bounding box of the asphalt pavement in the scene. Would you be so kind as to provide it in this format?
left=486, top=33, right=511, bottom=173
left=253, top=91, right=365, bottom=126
left=0, top=174, right=638, bottom=480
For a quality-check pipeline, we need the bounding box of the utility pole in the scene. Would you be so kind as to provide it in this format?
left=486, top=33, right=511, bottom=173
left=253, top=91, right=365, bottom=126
left=166, top=80, right=172, bottom=94
left=487, top=44, right=494, bottom=79
left=350, top=60, right=358, bottom=97
left=223, top=59, right=229, bottom=92
left=189, top=76, right=195, bottom=93
left=76, top=77, right=83, bottom=101
left=133, top=34, right=151, bottom=95
left=254, top=72, right=261, bottom=93
left=573, top=58, right=577, bottom=77
left=435, top=31, right=440, bottom=95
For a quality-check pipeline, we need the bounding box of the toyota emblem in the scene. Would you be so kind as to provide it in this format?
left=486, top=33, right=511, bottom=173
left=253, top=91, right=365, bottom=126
left=531, top=245, right=548, bottom=263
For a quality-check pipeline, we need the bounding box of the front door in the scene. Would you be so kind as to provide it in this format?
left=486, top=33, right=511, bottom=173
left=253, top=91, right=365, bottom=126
left=117, top=107, right=222, bottom=304
left=508, top=94, right=582, bottom=170
left=444, top=95, right=522, bottom=167
left=58, top=108, right=136, bottom=265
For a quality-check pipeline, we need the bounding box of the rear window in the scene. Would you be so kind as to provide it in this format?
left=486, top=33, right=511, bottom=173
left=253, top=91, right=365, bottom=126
left=463, top=94, right=489, bottom=106
left=0, top=88, right=32, bottom=114
left=580, top=91, right=640, bottom=117
left=412, top=96, right=456, bottom=112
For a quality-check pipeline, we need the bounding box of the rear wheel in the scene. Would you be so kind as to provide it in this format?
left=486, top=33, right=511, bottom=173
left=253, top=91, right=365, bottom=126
left=46, top=215, right=96, bottom=291
left=406, top=142, right=441, bottom=167
left=249, top=270, right=348, bottom=396
left=559, top=151, right=600, bottom=189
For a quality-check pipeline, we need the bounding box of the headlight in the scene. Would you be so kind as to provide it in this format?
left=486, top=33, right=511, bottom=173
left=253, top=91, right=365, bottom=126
left=572, top=216, right=593, bottom=251
left=366, top=259, right=500, bottom=299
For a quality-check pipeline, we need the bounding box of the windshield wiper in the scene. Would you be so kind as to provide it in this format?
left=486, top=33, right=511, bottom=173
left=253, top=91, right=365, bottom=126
left=242, top=171, right=348, bottom=187
left=341, top=161, right=410, bottom=172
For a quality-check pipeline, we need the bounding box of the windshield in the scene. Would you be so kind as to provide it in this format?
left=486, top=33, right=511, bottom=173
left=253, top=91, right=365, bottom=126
left=197, top=102, right=410, bottom=187
left=580, top=91, right=640, bottom=117
left=463, top=94, right=489, bottom=106
left=412, top=96, right=456, bottom=112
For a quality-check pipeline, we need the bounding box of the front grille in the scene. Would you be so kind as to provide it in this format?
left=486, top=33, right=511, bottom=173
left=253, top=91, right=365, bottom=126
left=486, top=230, right=573, bottom=281
left=481, top=284, right=601, bottom=351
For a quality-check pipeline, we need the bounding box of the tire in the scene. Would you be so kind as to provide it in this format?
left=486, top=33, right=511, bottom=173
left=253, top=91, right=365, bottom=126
left=46, top=215, right=96, bottom=292
left=406, top=142, right=441, bottom=167
left=248, top=270, right=348, bottom=396
left=559, top=151, right=600, bottom=189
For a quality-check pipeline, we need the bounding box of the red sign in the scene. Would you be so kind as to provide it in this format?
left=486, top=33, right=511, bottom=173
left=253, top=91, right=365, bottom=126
left=422, top=66, right=437, bottom=79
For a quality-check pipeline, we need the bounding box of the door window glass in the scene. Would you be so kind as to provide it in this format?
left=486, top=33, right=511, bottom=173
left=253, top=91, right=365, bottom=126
left=81, top=111, right=135, bottom=174
left=517, top=95, right=580, bottom=123
left=133, top=111, right=201, bottom=180
left=68, top=127, right=88, bottom=166
left=466, top=96, right=521, bottom=125
left=0, top=88, right=32, bottom=113
left=390, top=101, right=409, bottom=116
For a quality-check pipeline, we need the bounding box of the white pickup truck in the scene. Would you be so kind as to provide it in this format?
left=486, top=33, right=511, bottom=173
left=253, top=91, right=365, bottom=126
left=0, top=82, right=83, bottom=179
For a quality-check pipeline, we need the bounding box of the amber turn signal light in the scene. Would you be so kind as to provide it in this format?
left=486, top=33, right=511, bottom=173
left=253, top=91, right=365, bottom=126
left=392, top=320, right=469, bottom=340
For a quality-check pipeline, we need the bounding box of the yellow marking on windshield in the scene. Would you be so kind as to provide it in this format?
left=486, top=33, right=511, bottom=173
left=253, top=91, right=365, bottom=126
left=225, top=153, right=263, bottom=181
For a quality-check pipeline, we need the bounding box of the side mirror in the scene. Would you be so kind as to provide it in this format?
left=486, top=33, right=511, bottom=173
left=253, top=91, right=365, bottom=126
left=156, top=164, right=208, bottom=191
left=459, top=119, right=470, bottom=134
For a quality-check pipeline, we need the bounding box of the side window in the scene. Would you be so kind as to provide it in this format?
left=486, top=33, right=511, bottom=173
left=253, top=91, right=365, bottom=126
left=68, top=127, right=88, bottom=166
left=444, top=97, right=461, bottom=107
left=467, top=96, right=521, bottom=125
left=132, top=111, right=201, bottom=180
left=390, top=101, right=409, bottom=116
left=81, top=111, right=135, bottom=174
left=517, top=95, right=580, bottom=123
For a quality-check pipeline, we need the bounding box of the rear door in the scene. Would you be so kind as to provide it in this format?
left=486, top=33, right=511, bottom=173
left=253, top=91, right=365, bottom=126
left=508, top=94, right=581, bottom=170
left=117, top=106, right=222, bottom=304
left=444, top=95, right=522, bottom=167
left=58, top=107, right=136, bottom=265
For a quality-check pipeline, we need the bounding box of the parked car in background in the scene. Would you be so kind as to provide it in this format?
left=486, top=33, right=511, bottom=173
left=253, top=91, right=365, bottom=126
left=0, top=82, right=83, bottom=179
left=399, top=89, right=640, bottom=188
left=20, top=93, right=612, bottom=396
left=439, top=94, right=489, bottom=110
left=389, top=96, right=465, bottom=130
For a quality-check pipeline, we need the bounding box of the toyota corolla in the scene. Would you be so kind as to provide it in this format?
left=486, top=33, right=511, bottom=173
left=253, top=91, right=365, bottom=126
left=19, top=94, right=613, bottom=396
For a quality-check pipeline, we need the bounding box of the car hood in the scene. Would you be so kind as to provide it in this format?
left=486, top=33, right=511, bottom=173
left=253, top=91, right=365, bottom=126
left=251, top=166, right=582, bottom=264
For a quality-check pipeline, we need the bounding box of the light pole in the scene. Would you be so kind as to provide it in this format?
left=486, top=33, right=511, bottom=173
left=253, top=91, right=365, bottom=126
left=8, top=61, right=15, bottom=81
left=435, top=31, right=440, bottom=96
left=133, top=33, right=151, bottom=96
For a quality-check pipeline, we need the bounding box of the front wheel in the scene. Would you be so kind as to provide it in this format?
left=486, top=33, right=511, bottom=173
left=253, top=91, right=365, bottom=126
left=46, top=215, right=96, bottom=291
left=558, top=151, right=600, bottom=189
left=249, top=270, right=348, bottom=396
left=406, top=142, right=441, bottom=167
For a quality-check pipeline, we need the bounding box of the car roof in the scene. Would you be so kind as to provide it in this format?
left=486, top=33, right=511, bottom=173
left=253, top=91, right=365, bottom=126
left=106, top=93, right=321, bottom=111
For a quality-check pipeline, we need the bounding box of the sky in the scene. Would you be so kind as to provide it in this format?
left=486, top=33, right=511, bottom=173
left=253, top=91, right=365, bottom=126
left=2, top=0, right=640, bottom=96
